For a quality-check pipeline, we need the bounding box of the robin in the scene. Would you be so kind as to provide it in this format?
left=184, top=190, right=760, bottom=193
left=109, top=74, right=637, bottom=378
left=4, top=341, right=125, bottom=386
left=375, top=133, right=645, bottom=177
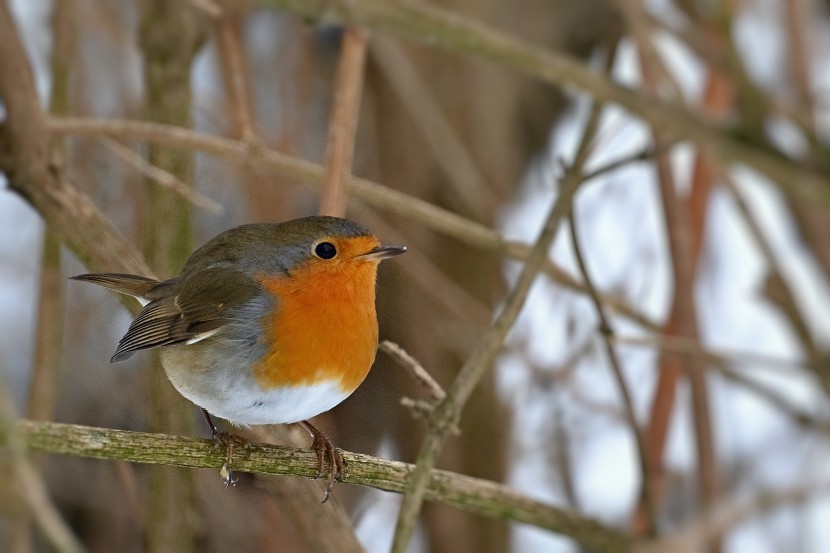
left=72, top=216, right=405, bottom=499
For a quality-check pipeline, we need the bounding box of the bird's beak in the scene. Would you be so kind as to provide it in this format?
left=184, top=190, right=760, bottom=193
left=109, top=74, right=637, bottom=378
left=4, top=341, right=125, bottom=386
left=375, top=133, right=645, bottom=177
left=359, top=245, right=407, bottom=261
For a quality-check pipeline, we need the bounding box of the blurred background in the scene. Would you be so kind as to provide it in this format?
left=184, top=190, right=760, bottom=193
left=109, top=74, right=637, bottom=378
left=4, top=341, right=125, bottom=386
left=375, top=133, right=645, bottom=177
left=1, top=0, right=829, bottom=551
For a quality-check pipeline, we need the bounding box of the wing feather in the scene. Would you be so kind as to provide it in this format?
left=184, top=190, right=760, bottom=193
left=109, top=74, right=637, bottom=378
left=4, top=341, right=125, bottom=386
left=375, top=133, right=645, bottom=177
left=110, top=267, right=262, bottom=362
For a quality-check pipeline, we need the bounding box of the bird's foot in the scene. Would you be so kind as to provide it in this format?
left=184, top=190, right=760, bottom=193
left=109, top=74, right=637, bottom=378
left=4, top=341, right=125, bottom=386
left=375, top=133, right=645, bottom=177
left=300, top=420, right=346, bottom=503
left=211, top=431, right=251, bottom=486
left=202, top=408, right=249, bottom=486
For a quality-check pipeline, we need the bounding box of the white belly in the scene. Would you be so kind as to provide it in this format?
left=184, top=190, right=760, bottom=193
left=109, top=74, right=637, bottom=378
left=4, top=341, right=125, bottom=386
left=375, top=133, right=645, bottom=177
left=180, top=379, right=352, bottom=426
left=159, top=345, right=353, bottom=426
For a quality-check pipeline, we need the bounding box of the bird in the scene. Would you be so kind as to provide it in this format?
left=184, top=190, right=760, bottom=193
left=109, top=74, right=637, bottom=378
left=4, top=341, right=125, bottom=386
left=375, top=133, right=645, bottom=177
left=72, top=215, right=406, bottom=499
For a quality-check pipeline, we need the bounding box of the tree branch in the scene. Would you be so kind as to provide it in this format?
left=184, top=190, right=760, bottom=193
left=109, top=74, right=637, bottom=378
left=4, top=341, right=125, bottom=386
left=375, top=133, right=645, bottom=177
left=320, top=26, right=369, bottom=217
left=0, top=0, right=152, bottom=278
left=254, top=0, right=830, bottom=205
left=0, top=419, right=635, bottom=553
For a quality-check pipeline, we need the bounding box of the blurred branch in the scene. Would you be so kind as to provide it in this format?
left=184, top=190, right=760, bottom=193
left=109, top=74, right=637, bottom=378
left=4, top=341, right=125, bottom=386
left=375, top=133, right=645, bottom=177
left=370, top=35, right=493, bottom=219
left=613, top=335, right=830, bottom=434
left=254, top=0, right=830, bottom=205
left=137, top=2, right=207, bottom=550
left=16, top=3, right=76, bottom=547
left=390, top=92, right=602, bottom=552
left=213, top=2, right=256, bottom=140
left=566, top=39, right=657, bottom=533
left=102, top=138, right=223, bottom=212
left=0, top=1, right=152, bottom=278
left=320, top=27, right=369, bottom=217
left=26, top=0, right=75, bottom=425
left=635, top=481, right=830, bottom=553
left=633, top=20, right=728, bottom=539
left=612, top=0, right=683, bottom=100
left=0, top=378, right=85, bottom=553
left=47, top=117, right=659, bottom=330
left=0, top=419, right=637, bottom=553
left=721, top=175, right=825, bottom=373
left=379, top=340, right=446, bottom=402
left=612, top=335, right=815, bottom=374
left=783, top=0, right=817, bottom=140
left=570, top=191, right=658, bottom=535
left=379, top=340, right=446, bottom=420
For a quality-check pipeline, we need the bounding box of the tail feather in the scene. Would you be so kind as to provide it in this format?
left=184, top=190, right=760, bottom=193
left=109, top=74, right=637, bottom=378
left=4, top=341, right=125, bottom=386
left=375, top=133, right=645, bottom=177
left=71, top=273, right=160, bottom=301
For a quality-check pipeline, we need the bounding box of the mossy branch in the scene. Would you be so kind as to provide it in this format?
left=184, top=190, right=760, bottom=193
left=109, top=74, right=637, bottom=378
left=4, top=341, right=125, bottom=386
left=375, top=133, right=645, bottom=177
left=0, top=419, right=636, bottom=553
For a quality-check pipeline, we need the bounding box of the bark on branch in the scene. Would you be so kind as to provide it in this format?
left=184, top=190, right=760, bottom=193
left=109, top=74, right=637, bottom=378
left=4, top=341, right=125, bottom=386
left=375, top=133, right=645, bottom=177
left=0, top=419, right=635, bottom=553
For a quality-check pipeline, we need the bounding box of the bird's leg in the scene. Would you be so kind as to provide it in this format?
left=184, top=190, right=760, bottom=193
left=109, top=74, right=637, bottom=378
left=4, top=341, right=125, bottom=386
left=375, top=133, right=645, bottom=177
left=202, top=408, right=249, bottom=486
left=299, top=420, right=346, bottom=503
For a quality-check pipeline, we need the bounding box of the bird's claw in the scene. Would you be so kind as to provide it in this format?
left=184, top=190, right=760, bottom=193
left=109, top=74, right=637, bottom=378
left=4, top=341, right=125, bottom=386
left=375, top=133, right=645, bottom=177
left=306, top=425, right=346, bottom=503
left=210, top=431, right=250, bottom=487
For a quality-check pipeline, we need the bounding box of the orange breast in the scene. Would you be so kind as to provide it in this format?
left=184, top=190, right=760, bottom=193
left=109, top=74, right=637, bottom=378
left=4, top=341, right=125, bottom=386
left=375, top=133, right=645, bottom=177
left=254, top=259, right=380, bottom=393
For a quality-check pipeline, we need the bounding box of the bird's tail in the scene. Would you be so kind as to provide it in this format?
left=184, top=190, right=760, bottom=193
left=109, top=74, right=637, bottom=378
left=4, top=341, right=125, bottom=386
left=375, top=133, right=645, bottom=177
left=71, top=273, right=160, bottom=303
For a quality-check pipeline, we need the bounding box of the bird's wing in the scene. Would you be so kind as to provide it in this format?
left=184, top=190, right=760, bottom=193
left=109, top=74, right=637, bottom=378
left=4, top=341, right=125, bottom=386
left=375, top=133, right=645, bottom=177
left=110, top=267, right=263, bottom=362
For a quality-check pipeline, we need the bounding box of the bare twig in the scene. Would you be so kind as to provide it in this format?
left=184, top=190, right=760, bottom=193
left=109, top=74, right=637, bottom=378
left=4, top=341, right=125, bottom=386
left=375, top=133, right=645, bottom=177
left=320, top=27, right=369, bottom=217
left=26, top=0, right=75, bottom=426
left=612, top=0, right=683, bottom=100
left=213, top=2, right=257, bottom=140
left=102, top=138, right=223, bottom=212
left=561, top=39, right=657, bottom=531
left=379, top=340, right=445, bottom=401
left=569, top=212, right=657, bottom=534
left=636, top=481, right=830, bottom=553
left=612, top=335, right=830, bottom=434
left=783, top=0, right=816, bottom=138
left=612, top=335, right=814, bottom=373
left=371, top=35, right=493, bottom=219
left=0, top=420, right=637, bottom=553
left=721, top=174, right=821, bottom=363
left=379, top=339, right=446, bottom=422
left=138, top=3, right=206, bottom=549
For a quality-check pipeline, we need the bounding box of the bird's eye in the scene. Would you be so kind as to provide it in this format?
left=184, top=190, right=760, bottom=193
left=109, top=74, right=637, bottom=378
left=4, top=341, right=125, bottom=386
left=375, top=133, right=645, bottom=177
left=314, top=241, right=337, bottom=259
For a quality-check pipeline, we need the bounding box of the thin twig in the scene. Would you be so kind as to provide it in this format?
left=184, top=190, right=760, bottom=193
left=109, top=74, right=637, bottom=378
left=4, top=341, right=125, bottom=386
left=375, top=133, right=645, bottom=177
left=783, top=0, right=816, bottom=137
left=371, top=35, right=493, bottom=219
left=0, top=419, right=637, bottom=553
left=722, top=174, right=819, bottom=356
left=635, top=481, right=830, bottom=553
left=214, top=2, right=257, bottom=141
left=103, top=138, right=223, bottom=212
left=320, top=27, right=369, bottom=217
left=612, top=0, right=684, bottom=101
left=569, top=212, right=658, bottom=534
left=379, top=340, right=445, bottom=401
left=611, top=335, right=814, bottom=373
left=612, top=335, right=830, bottom=432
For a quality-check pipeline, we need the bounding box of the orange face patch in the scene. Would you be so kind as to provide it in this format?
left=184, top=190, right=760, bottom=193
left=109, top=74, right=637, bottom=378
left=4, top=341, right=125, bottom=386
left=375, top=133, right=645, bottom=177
left=253, top=235, right=382, bottom=393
